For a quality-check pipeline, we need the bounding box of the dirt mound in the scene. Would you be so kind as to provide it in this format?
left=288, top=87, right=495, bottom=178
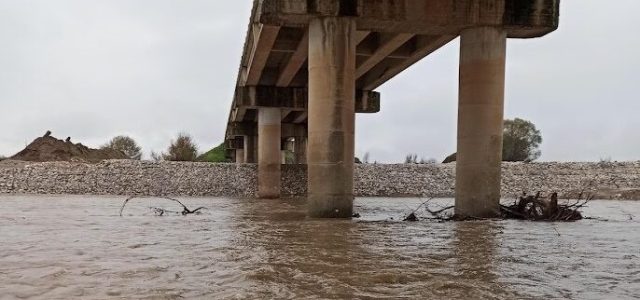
left=11, top=135, right=128, bottom=163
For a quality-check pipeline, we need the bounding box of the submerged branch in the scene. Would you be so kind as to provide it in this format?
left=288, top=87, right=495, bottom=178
left=119, top=196, right=207, bottom=217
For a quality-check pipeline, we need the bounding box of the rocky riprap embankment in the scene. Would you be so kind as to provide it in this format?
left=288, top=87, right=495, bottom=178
left=0, top=160, right=639, bottom=199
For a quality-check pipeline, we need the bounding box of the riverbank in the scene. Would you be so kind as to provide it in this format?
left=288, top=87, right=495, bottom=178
left=0, top=160, right=639, bottom=199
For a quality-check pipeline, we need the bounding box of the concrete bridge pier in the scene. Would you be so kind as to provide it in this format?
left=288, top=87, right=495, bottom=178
left=244, top=135, right=257, bottom=163
left=455, top=27, right=507, bottom=218
left=307, top=17, right=356, bottom=218
left=258, top=108, right=282, bottom=198
left=235, top=149, right=245, bottom=164
left=294, top=137, right=307, bottom=164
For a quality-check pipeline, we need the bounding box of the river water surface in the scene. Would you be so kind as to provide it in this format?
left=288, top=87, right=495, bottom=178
left=0, top=195, right=638, bottom=299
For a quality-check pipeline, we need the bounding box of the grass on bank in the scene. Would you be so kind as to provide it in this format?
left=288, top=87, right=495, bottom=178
left=197, top=143, right=230, bottom=163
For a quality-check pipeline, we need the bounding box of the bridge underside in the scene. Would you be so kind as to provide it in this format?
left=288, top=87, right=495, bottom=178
left=225, top=0, right=559, bottom=218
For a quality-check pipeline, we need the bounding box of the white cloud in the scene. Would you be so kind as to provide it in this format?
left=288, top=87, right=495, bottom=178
left=0, top=0, right=638, bottom=162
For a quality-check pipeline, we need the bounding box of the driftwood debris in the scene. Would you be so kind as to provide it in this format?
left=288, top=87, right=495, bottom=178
left=119, top=196, right=206, bottom=217
left=499, top=192, right=589, bottom=221
left=403, top=198, right=435, bottom=221
left=404, top=192, right=591, bottom=222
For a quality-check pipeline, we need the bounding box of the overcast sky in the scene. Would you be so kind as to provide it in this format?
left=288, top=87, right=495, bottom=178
left=1, top=0, right=638, bottom=162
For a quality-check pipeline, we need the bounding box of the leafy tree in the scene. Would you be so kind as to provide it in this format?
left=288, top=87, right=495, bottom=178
left=0, top=155, right=6, bottom=161
left=163, top=133, right=198, bottom=162
left=101, top=136, right=142, bottom=160
left=502, top=118, right=542, bottom=162
left=442, top=118, right=543, bottom=163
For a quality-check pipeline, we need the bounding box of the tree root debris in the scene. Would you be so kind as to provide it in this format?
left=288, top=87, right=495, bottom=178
left=404, top=192, right=592, bottom=222
left=498, top=192, right=589, bottom=221
left=119, top=196, right=206, bottom=217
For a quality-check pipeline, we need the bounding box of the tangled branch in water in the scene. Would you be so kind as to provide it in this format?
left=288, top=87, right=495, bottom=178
left=119, top=196, right=207, bottom=217
left=498, top=192, right=589, bottom=221
left=403, top=191, right=592, bottom=222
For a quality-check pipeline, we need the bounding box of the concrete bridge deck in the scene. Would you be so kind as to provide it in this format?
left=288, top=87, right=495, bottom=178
left=224, top=0, right=559, bottom=218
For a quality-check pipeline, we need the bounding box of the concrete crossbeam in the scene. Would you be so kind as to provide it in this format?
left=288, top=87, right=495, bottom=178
left=356, top=33, right=414, bottom=78
left=227, top=122, right=306, bottom=139
left=260, top=0, right=559, bottom=38
left=359, top=34, right=456, bottom=90
left=276, top=29, right=309, bottom=87
left=234, top=86, right=380, bottom=113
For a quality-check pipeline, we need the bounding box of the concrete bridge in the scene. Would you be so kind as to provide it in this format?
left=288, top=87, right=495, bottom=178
left=224, top=0, right=560, bottom=218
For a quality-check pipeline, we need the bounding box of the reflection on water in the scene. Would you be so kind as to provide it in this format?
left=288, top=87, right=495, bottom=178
left=0, top=195, right=638, bottom=299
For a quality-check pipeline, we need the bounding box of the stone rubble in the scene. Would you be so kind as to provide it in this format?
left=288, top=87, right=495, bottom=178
left=0, top=160, right=639, bottom=200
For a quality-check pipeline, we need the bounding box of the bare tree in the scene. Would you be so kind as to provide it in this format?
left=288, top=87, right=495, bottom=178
left=405, top=154, right=418, bottom=164
left=150, top=151, right=164, bottom=162
left=363, top=152, right=371, bottom=164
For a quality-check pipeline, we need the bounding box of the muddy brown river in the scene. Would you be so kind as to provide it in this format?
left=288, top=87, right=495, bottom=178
left=0, top=195, right=638, bottom=299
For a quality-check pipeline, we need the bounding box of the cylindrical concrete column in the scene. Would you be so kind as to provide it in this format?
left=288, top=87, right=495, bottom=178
left=244, top=135, right=257, bottom=163
left=294, top=137, right=307, bottom=164
left=235, top=149, right=245, bottom=164
left=308, top=17, right=356, bottom=218
left=258, top=108, right=281, bottom=198
left=281, top=150, right=287, bottom=164
left=456, top=26, right=507, bottom=218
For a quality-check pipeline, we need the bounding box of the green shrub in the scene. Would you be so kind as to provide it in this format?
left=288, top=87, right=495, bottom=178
left=101, top=136, right=142, bottom=160
left=163, top=133, right=198, bottom=162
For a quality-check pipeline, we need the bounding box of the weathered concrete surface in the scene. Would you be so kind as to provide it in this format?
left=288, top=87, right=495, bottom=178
left=260, top=0, right=560, bottom=38
left=258, top=108, right=281, bottom=198
left=234, top=86, right=380, bottom=113
left=456, top=26, right=507, bottom=218
left=1, top=160, right=639, bottom=200
left=307, top=17, right=356, bottom=218
left=244, top=135, right=257, bottom=163
left=293, top=137, right=307, bottom=164
left=225, top=0, right=560, bottom=128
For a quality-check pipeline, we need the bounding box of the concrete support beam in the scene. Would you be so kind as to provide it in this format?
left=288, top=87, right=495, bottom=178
left=276, top=29, right=309, bottom=87
left=355, top=31, right=370, bottom=44
left=307, top=17, right=356, bottom=218
left=455, top=27, right=507, bottom=218
left=356, top=33, right=414, bottom=78
left=225, top=137, right=244, bottom=150
left=243, top=24, right=280, bottom=86
left=232, top=107, right=248, bottom=123
left=293, top=111, right=308, bottom=124
left=359, top=35, right=455, bottom=90
left=258, top=108, right=282, bottom=198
